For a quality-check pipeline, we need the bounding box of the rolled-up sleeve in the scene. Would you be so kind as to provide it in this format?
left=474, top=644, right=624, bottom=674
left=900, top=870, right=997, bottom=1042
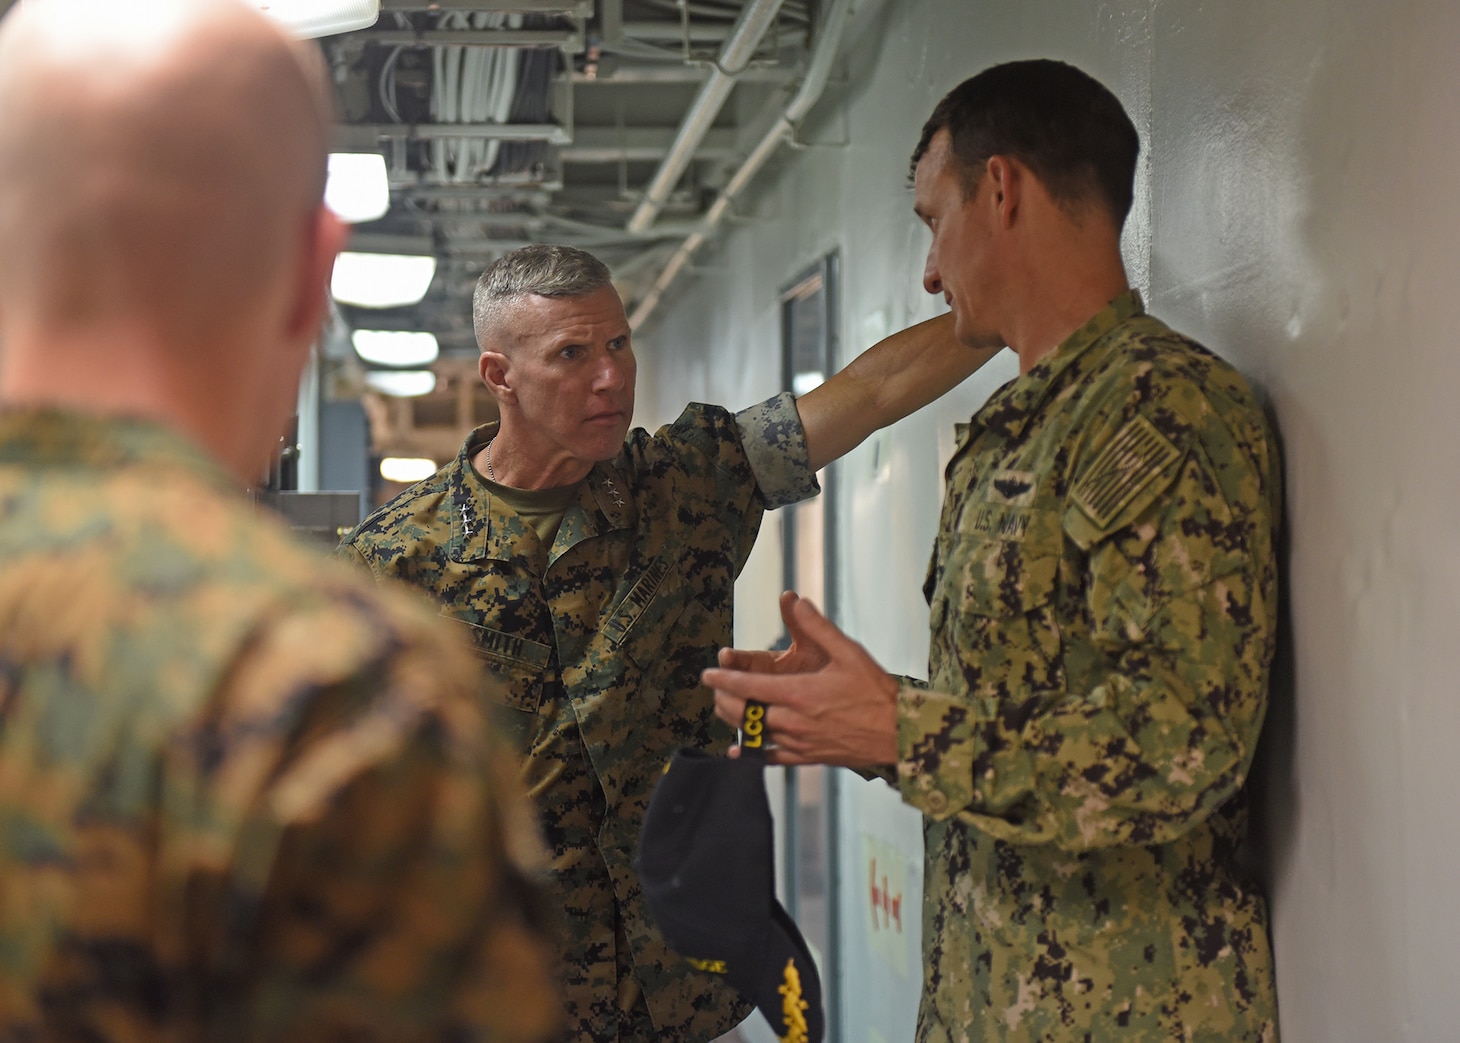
left=733, top=392, right=820, bottom=510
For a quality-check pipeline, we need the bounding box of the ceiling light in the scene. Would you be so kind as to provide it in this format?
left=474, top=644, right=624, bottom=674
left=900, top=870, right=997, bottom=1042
left=379, top=457, right=438, bottom=484
left=352, top=329, right=439, bottom=368
left=251, top=0, right=380, bottom=39
left=364, top=369, right=437, bottom=397
left=331, top=252, right=437, bottom=308
left=326, top=153, right=390, bottom=223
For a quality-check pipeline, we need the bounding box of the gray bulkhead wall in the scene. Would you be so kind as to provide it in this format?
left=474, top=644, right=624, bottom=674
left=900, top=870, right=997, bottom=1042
left=636, top=0, right=1460, bottom=1039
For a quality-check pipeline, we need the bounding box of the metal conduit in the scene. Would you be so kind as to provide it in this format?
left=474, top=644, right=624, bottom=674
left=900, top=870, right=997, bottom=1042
left=628, top=0, right=853, bottom=329
left=624, top=0, right=786, bottom=236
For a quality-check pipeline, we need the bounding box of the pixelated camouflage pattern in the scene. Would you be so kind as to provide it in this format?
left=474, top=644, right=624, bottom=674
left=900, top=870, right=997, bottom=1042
left=339, top=393, right=818, bottom=1043
left=899, top=291, right=1282, bottom=1042
left=0, top=409, right=559, bottom=1043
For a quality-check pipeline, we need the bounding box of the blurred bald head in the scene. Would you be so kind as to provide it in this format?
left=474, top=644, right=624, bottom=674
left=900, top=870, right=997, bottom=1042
left=0, top=0, right=347, bottom=481
left=0, top=0, right=334, bottom=345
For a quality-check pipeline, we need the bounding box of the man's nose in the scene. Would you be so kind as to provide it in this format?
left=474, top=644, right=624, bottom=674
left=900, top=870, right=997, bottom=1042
left=594, top=352, right=626, bottom=391
left=922, top=250, right=942, bottom=296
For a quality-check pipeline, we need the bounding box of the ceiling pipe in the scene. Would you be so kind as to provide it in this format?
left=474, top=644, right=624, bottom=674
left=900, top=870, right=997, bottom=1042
left=624, top=0, right=786, bottom=236
left=628, top=0, right=852, bottom=329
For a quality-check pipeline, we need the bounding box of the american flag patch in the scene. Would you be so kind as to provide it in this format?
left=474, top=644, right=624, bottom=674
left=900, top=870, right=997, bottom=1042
left=1071, top=414, right=1182, bottom=529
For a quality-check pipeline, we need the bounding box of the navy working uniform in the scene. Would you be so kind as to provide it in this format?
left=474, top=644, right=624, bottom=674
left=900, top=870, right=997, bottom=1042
left=897, top=291, right=1282, bottom=1041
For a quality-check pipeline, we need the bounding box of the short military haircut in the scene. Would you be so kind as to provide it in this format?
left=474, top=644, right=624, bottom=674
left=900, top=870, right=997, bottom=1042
left=910, top=59, right=1140, bottom=227
left=473, top=244, right=614, bottom=349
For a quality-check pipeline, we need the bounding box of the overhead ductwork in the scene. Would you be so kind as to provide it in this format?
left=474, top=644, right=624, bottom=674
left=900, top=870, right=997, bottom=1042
left=624, top=0, right=786, bottom=236
left=629, top=0, right=854, bottom=328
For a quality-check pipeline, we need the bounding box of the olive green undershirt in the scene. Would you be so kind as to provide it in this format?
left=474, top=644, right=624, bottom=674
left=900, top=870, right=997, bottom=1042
left=476, top=469, right=580, bottom=549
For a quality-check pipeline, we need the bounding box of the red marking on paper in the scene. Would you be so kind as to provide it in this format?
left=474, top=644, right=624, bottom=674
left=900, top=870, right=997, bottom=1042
left=868, top=858, right=903, bottom=932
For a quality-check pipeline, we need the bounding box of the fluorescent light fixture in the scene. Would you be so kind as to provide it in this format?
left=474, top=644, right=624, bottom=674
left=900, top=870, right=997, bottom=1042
left=364, top=369, right=437, bottom=398
left=326, top=153, right=389, bottom=223
left=331, top=252, right=437, bottom=308
left=352, top=329, right=440, bottom=368
left=252, top=0, right=380, bottom=39
left=379, top=457, right=438, bottom=484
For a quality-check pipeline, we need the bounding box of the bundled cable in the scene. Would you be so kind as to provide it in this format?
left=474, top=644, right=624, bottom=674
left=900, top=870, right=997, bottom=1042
left=431, top=11, right=521, bottom=182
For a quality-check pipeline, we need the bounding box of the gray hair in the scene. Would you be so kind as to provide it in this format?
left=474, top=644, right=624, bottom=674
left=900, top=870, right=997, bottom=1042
left=472, top=244, right=614, bottom=349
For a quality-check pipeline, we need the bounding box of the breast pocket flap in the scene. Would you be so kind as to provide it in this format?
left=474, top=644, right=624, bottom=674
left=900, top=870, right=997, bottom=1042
left=940, top=527, right=1060, bottom=619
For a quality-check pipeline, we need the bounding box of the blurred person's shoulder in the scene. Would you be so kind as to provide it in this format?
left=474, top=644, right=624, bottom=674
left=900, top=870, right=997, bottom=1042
left=9, top=415, right=492, bottom=744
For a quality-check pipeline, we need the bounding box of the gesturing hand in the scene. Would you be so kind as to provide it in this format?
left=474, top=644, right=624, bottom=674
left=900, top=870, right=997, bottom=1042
left=702, top=595, right=899, bottom=768
left=714, top=590, right=830, bottom=676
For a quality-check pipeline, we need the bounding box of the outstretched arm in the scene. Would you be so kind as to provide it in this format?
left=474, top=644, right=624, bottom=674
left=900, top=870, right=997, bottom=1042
left=796, top=312, right=1000, bottom=472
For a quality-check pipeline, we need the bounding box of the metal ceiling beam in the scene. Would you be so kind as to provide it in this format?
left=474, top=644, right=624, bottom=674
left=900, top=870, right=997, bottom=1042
left=562, top=126, right=737, bottom=163
left=617, top=20, right=808, bottom=44
left=345, top=233, right=436, bottom=254
left=440, top=237, right=649, bottom=254
left=345, top=230, right=674, bottom=256
left=356, top=27, right=581, bottom=47
left=382, top=185, right=698, bottom=219
left=350, top=122, right=572, bottom=144
left=571, top=64, right=793, bottom=85
left=601, top=0, right=623, bottom=45
left=402, top=186, right=555, bottom=205
left=412, top=213, right=550, bottom=231
left=625, top=0, right=786, bottom=235
left=542, top=185, right=698, bottom=212
left=340, top=123, right=734, bottom=160
left=394, top=211, right=702, bottom=240
left=619, top=21, right=732, bottom=43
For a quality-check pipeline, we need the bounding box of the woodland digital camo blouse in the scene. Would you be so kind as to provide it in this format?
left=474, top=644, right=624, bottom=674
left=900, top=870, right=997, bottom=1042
left=340, top=393, right=818, bottom=1043
left=0, top=409, right=558, bottom=1042
left=900, top=292, right=1282, bottom=1042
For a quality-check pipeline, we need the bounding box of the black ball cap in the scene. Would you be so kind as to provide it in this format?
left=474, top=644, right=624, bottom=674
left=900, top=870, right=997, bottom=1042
left=636, top=718, right=824, bottom=1043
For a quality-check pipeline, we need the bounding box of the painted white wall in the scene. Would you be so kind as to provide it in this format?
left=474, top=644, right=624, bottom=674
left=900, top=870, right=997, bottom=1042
left=636, top=0, right=1460, bottom=1039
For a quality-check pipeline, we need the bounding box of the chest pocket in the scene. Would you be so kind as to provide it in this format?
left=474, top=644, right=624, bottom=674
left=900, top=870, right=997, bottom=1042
left=441, top=614, right=552, bottom=714
left=933, top=503, right=1061, bottom=615
left=948, top=533, right=1059, bottom=617
left=930, top=519, right=1065, bottom=709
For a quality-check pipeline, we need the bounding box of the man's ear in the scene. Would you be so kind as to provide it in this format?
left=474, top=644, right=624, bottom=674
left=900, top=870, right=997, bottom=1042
left=284, top=205, right=349, bottom=344
left=479, top=349, right=516, bottom=405
left=985, top=155, right=1024, bottom=230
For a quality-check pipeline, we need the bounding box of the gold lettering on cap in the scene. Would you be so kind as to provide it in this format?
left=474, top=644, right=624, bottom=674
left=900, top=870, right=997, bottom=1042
left=778, top=958, right=809, bottom=1043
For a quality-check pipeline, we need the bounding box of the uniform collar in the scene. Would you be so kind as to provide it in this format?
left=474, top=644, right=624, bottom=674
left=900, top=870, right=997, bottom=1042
left=971, top=288, right=1145, bottom=442
left=0, top=407, right=237, bottom=491
left=448, top=421, right=637, bottom=565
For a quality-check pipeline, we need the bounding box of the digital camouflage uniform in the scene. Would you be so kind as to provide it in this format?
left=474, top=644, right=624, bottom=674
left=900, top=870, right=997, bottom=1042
left=339, top=394, right=817, bottom=1043
left=897, top=292, right=1281, bottom=1041
left=0, top=409, right=559, bottom=1043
